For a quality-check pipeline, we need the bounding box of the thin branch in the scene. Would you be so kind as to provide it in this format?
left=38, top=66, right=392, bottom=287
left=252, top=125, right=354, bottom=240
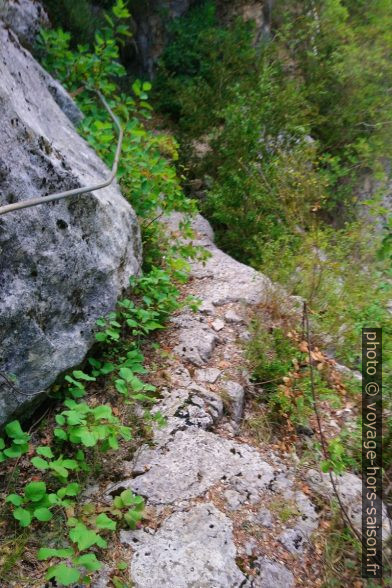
left=303, top=301, right=363, bottom=544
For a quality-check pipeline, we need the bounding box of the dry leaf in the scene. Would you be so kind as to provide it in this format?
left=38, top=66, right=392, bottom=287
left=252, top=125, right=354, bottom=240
left=218, top=360, right=230, bottom=369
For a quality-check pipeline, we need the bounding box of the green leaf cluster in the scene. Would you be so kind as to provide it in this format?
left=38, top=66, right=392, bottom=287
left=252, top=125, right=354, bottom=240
left=0, top=420, right=30, bottom=462
left=55, top=400, right=132, bottom=450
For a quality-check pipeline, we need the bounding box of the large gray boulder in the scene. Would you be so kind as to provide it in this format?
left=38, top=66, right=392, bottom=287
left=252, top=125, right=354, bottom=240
left=0, top=24, right=142, bottom=425
left=0, top=0, right=49, bottom=47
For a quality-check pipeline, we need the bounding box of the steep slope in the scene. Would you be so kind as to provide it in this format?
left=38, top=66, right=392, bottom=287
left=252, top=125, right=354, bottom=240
left=96, top=215, right=390, bottom=587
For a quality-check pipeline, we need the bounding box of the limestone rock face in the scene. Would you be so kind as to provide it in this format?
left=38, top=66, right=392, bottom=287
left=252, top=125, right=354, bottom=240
left=0, top=24, right=142, bottom=424
left=0, top=0, right=49, bottom=47
left=121, top=503, right=249, bottom=588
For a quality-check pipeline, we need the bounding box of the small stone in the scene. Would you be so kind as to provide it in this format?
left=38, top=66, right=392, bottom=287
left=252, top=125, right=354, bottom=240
left=223, top=489, right=244, bottom=511
left=174, top=324, right=218, bottom=366
left=91, top=564, right=112, bottom=588
left=253, top=556, right=295, bottom=588
left=199, top=300, right=215, bottom=315
left=194, top=368, right=221, bottom=384
left=171, top=366, right=193, bottom=387
left=278, top=528, right=306, bottom=555
left=239, top=330, right=251, bottom=341
left=212, top=318, right=225, bottom=331
left=256, top=508, right=273, bottom=528
left=243, top=539, right=257, bottom=556
left=296, top=424, right=314, bottom=436
left=225, top=309, right=243, bottom=324
left=223, top=381, right=245, bottom=423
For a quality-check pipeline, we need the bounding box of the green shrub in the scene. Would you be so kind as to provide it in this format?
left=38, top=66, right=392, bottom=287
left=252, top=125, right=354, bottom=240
left=42, top=0, right=112, bottom=45
left=154, top=0, right=257, bottom=135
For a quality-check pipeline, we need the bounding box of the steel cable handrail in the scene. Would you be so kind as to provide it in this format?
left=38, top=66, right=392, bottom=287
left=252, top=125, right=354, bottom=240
left=0, top=89, right=123, bottom=216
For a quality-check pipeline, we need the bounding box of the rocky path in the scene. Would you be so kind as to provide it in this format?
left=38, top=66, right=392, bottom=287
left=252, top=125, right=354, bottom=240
left=101, top=215, right=389, bottom=587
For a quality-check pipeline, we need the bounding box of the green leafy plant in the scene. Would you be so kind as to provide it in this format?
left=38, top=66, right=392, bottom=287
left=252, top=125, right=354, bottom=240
left=54, top=400, right=132, bottom=450
left=7, top=481, right=54, bottom=527
left=64, top=370, right=96, bottom=399
left=0, top=420, right=30, bottom=461
left=31, top=446, right=80, bottom=480
left=111, top=488, right=145, bottom=529
left=6, top=480, right=82, bottom=528
left=38, top=545, right=102, bottom=586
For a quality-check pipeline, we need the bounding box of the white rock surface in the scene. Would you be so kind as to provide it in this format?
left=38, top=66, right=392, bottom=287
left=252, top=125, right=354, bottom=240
left=111, top=428, right=275, bottom=506
left=121, top=503, right=249, bottom=588
left=105, top=213, right=339, bottom=587
left=0, top=25, right=141, bottom=424
left=0, top=0, right=49, bottom=47
left=253, top=556, right=295, bottom=588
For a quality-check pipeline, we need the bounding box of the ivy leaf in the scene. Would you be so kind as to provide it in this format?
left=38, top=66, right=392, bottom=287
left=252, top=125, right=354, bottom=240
left=55, top=414, right=66, bottom=425
left=88, top=357, right=101, bottom=369
left=119, top=367, right=134, bottom=383
left=62, top=459, right=78, bottom=470
left=31, top=457, right=49, bottom=470
left=115, top=379, right=128, bottom=395
left=13, top=507, right=32, bottom=527
left=54, top=428, right=68, bottom=441
left=108, top=436, right=119, bottom=450
left=37, top=446, right=54, bottom=459
left=5, top=420, right=25, bottom=439
left=79, top=431, right=97, bottom=447
left=34, top=507, right=53, bottom=522
left=69, top=522, right=107, bottom=551
left=25, top=481, right=47, bottom=502
left=5, top=493, right=22, bottom=506
left=62, top=482, right=81, bottom=497
left=46, top=563, right=80, bottom=586
left=50, top=463, right=69, bottom=478
left=72, top=370, right=96, bottom=382
left=118, top=489, right=134, bottom=507
left=93, top=405, right=112, bottom=420
left=101, top=362, right=115, bottom=374
left=38, top=547, right=74, bottom=560
left=74, top=553, right=102, bottom=572
left=124, top=509, right=143, bottom=529
left=4, top=446, right=23, bottom=458
left=133, top=495, right=145, bottom=510
left=129, top=377, right=145, bottom=393
left=95, top=513, right=116, bottom=531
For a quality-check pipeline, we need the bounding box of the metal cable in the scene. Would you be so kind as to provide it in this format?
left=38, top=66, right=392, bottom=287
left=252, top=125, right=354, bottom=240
left=0, top=89, right=124, bottom=216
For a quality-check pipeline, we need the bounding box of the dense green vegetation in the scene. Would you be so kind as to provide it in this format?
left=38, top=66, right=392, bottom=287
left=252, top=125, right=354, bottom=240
left=155, top=0, right=391, bottom=378
left=42, top=0, right=111, bottom=45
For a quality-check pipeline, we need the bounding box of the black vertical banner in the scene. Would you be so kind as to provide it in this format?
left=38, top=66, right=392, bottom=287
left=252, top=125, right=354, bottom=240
left=362, top=328, right=382, bottom=578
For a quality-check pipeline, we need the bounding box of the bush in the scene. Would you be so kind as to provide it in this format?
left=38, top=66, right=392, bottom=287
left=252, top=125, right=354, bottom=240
left=154, top=0, right=257, bottom=135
